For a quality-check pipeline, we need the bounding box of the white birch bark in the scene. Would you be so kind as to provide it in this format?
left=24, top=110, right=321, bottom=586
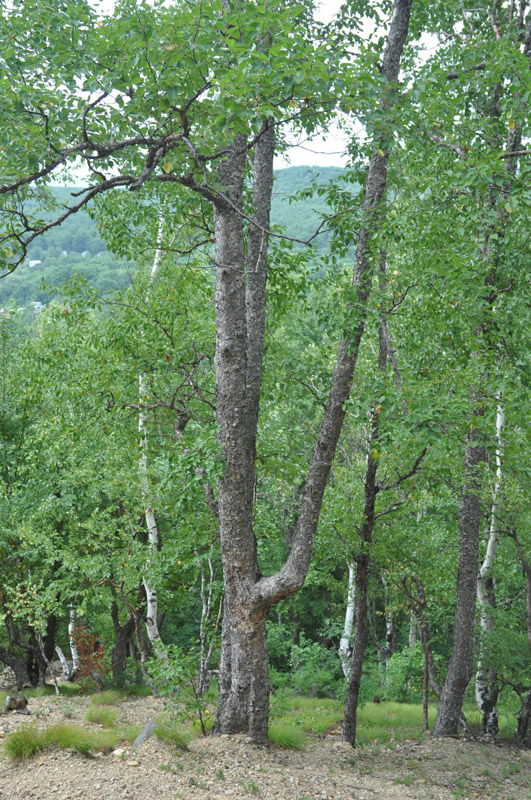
left=475, top=402, right=504, bottom=735
left=196, top=555, right=223, bottom=695
left=55, top=646, right=72, bottom=681
left=139, top=215, right=167, bottom=660
left=68, top=607, right=79, bottom=674
left=339, top=562, right=355, bottom=679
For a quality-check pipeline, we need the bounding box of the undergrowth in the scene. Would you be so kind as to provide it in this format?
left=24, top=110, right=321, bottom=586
left=155, top=714, right=193, bottom=751
left=3, top=723, right=121, bottom=760
left=86, top=705, right=118, bottom=726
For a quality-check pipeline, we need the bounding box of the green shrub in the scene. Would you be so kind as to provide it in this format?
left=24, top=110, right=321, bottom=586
left=290, top=636, right=343, bottom=698
left=86, top=705, right=118, bottom=726
left=383, top=645, right=425, bottom=703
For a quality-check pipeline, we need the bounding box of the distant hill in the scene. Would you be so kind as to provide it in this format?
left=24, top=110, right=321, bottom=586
left=0, top=166, right=345, bottom=308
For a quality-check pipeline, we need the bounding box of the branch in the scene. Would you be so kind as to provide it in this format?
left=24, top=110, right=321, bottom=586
left=446, top=61, right=486, bottom=80
left=500, top=149, right=531, bottom=158
left=377, top=448, right=427, bottom=493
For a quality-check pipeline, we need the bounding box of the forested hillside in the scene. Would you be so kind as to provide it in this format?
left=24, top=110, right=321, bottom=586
left=0, top=166, right=342, bottom=308
left=0, top=0, right=530, bottom=757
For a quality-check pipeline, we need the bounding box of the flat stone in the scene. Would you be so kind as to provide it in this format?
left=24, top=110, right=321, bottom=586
left=132, top=721, right=157, bottom=748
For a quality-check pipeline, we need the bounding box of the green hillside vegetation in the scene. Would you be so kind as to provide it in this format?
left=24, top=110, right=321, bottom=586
left=0, top=167, right=343, bottom=309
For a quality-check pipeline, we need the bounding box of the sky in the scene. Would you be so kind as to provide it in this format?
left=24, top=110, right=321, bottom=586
left=276, top=0, right=349, bottom=169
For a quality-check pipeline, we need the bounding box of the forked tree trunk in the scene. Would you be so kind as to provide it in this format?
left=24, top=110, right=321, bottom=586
left=213, top=0, right=412, bottom=743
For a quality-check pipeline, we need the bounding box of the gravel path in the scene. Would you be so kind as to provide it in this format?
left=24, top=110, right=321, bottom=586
left=1, top=695, right=529, bottom=800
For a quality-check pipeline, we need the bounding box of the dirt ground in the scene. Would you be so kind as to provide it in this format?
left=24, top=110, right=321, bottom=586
left=0, top=694, right=529, bottom=800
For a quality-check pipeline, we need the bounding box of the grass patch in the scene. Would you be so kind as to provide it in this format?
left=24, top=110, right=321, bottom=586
left=268, top=722, right=307, bottom=749
left=45, top=723, right=117, bottom=754
left=125, top=684, right=152, bottom=697
left=86, top=705, right=118, bottom=726
left=117, top=723, right=143, bottom=743
left=90, top=689, right=124, bottom=706
left=23, top=686, right=55, bottom=699
left=58, top=684, right=83, bottom=698
left=270, top=692, right=342, bottom=736
left=3, top=725, right=46, bottom=760
left=0, top=690, right=7, bottom=708
left=155, top=715, right=192, bottom=751
left=3, top=723, right=119, bottom=761
left=356, top=702, right=437, bottom=745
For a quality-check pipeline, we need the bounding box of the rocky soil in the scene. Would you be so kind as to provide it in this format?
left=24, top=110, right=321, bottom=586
left=0, top=694, right=529, bottom=800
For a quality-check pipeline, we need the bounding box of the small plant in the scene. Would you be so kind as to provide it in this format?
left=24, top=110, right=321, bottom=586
left=240, top=780, right=260, bottom=795
left=86, top=705, right=118, bottom=726
left=268, top=722, right=307, bottom=749
left=72, top=624, right=110, bottom=692
left=154, top=714, right=192, bottom=751
left=216, top=768, right=225, bottom=780
left=62, top=702, right=76, bottom=718
left=148, top=644, right=218, bottom=736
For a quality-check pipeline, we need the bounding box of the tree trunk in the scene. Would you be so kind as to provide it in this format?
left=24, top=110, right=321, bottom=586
left=515, top=690, right=531, bottom=748
left=343, top=550, right=371, bottom=745
left=139, top=214, right=167, bottom=660
left=339, top=562, right=355, bottom=678
left=475, top=403, right=504, bottom=736
left=509, top=530, right=531, bottom=746
left=0, top=647, right=31, bottom=689
left=111, top=602, right=135, bottom=686
left=68, top=607, right=79, bottom=675
left=434, top=423, right=487, bottom=736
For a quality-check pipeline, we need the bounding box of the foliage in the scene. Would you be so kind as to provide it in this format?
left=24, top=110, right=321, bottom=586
left=148, top=644, right=214, bottom=736
left=289, top=636, right=344, bottom=699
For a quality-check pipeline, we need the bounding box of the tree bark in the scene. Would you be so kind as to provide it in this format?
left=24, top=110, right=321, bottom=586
left=339, top=562, right=355, bottom=678
left=111, top=601, right=135, bottom=686
left=139, top=214, right=167, bottom=660
left=475, top=402, right=503, bottom=736
left=0, top=646, right=31, bottom=689
left=434, top=423, right=487, bottom=736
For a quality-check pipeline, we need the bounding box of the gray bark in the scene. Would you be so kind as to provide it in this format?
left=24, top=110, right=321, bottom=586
left=433, top=424, right=487, bottom=736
